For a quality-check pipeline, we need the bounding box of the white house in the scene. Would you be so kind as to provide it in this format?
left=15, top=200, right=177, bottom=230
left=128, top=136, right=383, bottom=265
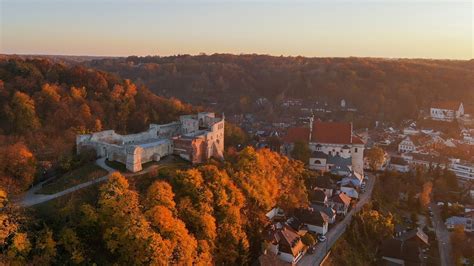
left=403, top=127, right=420, bottom=136
left=449, top=159, right=474, bottom=183
left=282, top=119, right=365, bottom=176
left=264, top=224, right=305, bottom=264
left=295, top=208, right=329, bottom=235
left=430, top=101, right=464, bottom=121
left=309, top=120, right=365, bottom=175
left=398, top=136, right=417, bottom=153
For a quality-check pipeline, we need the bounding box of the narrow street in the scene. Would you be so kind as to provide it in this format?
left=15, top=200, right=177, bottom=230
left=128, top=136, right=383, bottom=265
left=298, top=173, right=376, bottom=266
left=430, top=202, right=454, bottom=266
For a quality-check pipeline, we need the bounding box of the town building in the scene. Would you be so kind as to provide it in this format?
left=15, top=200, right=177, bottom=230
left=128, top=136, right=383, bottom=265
left=449, top=159, right=474, bottom=183
left=294, top=208, right=329, bottom=235
left=398, top=136, right=417, bottom=153
left=76, top=112, right=224, bottom=172
left=282, top=119, right=365, bottom=175
left=402, top=153, right=448, bottom=169
left=263, top=224, right=306, bottom=264
left=430, top=101, right=464, bottom=121
left=388, top=156, right=410, bottom=173
left=329, top=192, right=351, bottom=216
left=380, top=239, right=425, bottom=265
left=445, top=215, right=473, bottom=233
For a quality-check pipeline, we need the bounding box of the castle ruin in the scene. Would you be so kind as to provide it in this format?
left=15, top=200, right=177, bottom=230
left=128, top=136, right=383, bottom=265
left=76, top=112, right=224, bottom=172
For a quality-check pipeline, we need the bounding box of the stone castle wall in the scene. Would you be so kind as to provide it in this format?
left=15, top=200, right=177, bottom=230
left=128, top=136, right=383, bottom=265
left=77, top=112, right=224, bottom=172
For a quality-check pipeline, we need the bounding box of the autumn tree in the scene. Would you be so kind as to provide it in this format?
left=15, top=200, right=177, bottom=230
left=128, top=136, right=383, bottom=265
left=365, top=147, right=385, bottom=171
left=224, top=122, right=248, bottom=149
left=145, top=180, right=176, bottom=211
left=32, top=227, right=57, bottom=265
left=0, top=188, right=18, bottom=247
left=58, top=228, right=85, bottom=264
left=98, top=172, right=171, bottom=264
left=4, top=91, right=40, bottom=134
left=0, top=142, right=37, bottom=192
left=419, top=181, right=432, bottom=208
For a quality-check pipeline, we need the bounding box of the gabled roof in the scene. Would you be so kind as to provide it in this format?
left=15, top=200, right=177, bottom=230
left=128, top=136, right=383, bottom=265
left=331, top=192, right=351, bottom=205
left=309, top=189, right=327, bottom=204
left=311, top=121, right=352, bottom=144
left=314, top=175, right=336, bottom=190
left=390, top=156, right=408, bottom=166
left=311, top=204, right=336, bottom=218
left=282, top=127, right=310, bottom=143
left=277, top=225, right=305, bottom=257
left=294, top=208, right=329, bottom=225
left=396, top=228, right=429, bottom=246
left=311, top=151, right=328, bottom=159
left=380, top=238, right=422, bottom=263
left=431, top=101, right=462, bottom=111
left=327, top=155, right=352, bottom=167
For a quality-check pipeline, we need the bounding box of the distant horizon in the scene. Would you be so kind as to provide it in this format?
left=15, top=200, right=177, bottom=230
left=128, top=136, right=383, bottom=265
left=2, top=52, right=472, bottom=61
left=1, top=0, right=472, bottom=60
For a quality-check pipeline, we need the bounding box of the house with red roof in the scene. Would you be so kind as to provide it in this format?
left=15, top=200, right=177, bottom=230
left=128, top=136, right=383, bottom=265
left=309, top=120, right=365, bottom=175
left=281, top=118, right=365, bottom=175
left=430, top=101, right=464, bottom=121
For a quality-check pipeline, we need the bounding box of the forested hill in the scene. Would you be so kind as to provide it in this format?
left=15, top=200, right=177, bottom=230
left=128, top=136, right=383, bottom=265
left=0, top=57, right=311, bottom=265
left=86, top=54, right=474, bottom=122
left=0, top=58, right=195, bottom=192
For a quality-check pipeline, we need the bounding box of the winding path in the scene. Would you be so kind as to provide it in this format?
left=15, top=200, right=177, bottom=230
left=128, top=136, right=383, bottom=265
left=19, top=158, right=115, bottom=207
left=298, top=173, right=376, bottom=266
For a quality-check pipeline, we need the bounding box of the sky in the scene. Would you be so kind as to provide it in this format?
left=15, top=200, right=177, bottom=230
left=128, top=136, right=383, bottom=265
left=1, top=0, right=472, bottom=59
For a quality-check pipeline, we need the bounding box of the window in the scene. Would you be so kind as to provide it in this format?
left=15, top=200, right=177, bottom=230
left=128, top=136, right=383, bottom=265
left=314, top=160, right=322, bottom=165
left=355, top=148, right=358, bottom=153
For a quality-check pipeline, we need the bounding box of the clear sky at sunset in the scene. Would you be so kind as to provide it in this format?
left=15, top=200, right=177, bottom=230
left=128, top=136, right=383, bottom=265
left=1, top=0, right=472, bottom=59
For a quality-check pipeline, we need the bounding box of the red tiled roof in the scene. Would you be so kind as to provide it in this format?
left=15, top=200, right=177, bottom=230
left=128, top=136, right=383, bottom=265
left=431, top=101, right=462, bottom=111
left=352, top=135, right=365, bottom=145
left=311, top=121, right=352, bottom=144
left=282, top=127, right=310, bottom=143
left=332, top=192, right=351, bottom=205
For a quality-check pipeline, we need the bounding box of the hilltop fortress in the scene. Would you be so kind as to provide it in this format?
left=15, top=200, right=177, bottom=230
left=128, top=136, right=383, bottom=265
left=76, top=112, right=224, bottom=172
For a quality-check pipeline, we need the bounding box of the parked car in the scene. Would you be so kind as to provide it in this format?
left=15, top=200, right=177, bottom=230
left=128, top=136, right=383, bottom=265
left=317, top=234, right=327, bottom=242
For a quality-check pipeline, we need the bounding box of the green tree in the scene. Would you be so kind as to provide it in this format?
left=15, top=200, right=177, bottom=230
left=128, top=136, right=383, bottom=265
left=291, top=141, right=310, bottom=164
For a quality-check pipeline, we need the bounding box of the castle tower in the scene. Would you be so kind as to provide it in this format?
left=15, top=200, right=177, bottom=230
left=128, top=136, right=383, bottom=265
left=126, top=146, right=143, bottom=172
left=351, top=144, right=365, bottom=175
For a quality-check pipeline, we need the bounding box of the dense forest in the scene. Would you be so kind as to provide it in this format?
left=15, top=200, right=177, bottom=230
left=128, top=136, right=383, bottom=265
left=87, top=54, right=474, bottom=123
left=0, top=58, right=311, bottom=264
left=0, top=57, right=195, bottom=193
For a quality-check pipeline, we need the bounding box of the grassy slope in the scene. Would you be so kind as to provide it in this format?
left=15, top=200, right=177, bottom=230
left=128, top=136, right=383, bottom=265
left=37, top=164, right=108, bottom=195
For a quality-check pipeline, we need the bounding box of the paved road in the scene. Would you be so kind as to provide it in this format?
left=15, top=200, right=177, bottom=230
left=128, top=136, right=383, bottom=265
left=430, top=202, right=454, bottom=266
left=17, top=157, right=180, bottom=207
left=18, top=158, right=115, bottom=207
left=298, top=173, right=376, bottom=266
